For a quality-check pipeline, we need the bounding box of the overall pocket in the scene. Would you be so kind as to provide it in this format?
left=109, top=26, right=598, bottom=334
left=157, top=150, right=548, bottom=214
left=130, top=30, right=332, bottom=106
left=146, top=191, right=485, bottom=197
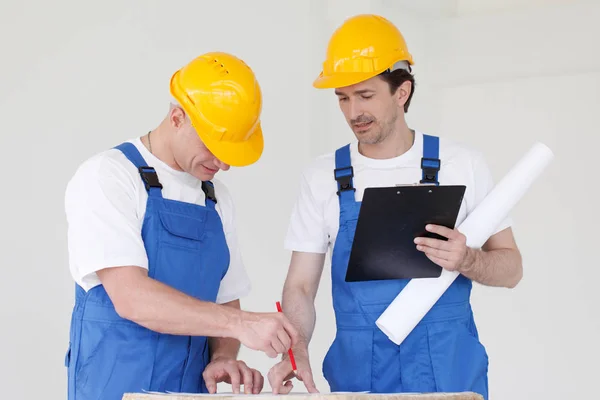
left=322, top=328, right=373, bottom=392
left=158, top=210, right=207, bottom=250
left=74, top=318, right=155, bottom=399
left=348, top=279, right=411, bottom=307
left=154, top=209, right=228, bottom=302
left=426, top=318, right=489, bottom=397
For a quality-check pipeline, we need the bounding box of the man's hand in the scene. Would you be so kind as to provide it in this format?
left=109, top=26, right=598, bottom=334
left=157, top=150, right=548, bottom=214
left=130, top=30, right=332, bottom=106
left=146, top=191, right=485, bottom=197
left=267, top=351, right=318, bottom=394
left=414, top=224, right=474, bottom=272
left=203, top=357, right=264, bottom=394
left=236, top=312, right=299, bottom=358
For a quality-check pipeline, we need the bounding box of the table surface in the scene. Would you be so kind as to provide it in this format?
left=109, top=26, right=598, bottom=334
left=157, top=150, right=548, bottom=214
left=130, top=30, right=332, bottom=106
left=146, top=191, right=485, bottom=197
left=122, top=392, right=484, bottom=400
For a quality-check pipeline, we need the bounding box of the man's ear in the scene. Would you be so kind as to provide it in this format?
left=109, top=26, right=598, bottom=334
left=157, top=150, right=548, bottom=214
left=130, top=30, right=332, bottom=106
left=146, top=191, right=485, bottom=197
left=396, top=80, right=412, bottom=110
left=170, top=106, right=187, bottom=128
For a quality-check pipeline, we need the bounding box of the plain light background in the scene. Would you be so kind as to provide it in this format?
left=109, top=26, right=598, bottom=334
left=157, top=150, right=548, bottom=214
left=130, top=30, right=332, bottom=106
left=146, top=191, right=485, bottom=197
left=0, top=0, right=597, bottom=399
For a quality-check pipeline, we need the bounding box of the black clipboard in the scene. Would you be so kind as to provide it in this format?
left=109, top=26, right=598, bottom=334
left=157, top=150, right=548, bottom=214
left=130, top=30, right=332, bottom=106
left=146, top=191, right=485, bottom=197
left=345, top=185, right=466, bottom=282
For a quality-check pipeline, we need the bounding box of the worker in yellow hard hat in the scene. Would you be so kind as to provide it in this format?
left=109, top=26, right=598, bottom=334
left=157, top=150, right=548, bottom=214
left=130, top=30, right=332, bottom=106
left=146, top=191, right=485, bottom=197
left=268, top=14, right=521, bottom=400
left=64, top=52, right=299, bottom=399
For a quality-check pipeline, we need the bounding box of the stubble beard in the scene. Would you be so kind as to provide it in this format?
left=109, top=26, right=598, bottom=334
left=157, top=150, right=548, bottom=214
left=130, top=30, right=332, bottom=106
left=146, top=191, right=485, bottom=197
left=358, top=113, right=398, bottom=146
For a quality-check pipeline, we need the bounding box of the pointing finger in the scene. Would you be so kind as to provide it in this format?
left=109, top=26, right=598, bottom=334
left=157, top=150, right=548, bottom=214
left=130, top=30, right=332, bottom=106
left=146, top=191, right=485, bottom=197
left=298, top=369, right=319, bottom=393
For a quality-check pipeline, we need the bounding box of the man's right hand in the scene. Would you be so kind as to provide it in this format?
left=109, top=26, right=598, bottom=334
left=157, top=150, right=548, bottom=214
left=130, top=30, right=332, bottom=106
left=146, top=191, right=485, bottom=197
left=267, top=351, right=318, bottom=394
left=235, top=312, right=299, bottom=358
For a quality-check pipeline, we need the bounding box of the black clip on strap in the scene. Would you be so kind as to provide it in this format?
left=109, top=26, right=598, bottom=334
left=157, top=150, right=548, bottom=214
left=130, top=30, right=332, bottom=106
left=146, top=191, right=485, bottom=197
left=202, top=182, right=217, bottom=204
left=138, top=166, right=163, bottom=191
left=420, top=157, right=440, bottom=185
left=334, top=166, right=356, bottom=196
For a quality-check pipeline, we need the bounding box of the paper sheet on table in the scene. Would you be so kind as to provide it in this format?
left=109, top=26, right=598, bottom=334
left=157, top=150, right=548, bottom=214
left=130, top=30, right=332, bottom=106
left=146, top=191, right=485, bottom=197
left=152, top=391, right=369, bottom=397
left=375, top=142, right=554, bottom=345
left=133, top=390, right=482, bottom=399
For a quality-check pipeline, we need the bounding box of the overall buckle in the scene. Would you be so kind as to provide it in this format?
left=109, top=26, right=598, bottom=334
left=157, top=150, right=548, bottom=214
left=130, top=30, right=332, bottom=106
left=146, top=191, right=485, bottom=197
left=138, top=166, right=163, bottom=191
left=334, top=166, right=356, bottom=195
left=202, top=182, right=217, bottom=204
left=420, top=157, right=440, bottom=184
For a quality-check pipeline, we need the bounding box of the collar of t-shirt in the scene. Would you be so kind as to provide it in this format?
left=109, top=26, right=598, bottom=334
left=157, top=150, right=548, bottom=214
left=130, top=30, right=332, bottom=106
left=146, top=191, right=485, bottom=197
left=349, top=131, right=424, bottom=170
left=131, top=137, right=201, bottom=187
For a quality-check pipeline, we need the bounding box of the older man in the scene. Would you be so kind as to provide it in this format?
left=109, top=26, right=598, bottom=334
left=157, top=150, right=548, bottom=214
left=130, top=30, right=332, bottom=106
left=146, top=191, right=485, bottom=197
left=64, top=52, right=297, bottom=400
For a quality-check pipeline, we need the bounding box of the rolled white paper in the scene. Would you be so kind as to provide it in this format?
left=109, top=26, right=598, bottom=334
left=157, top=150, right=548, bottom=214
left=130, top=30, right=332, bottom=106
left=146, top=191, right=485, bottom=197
left=375, top=142, right=554, bottom=345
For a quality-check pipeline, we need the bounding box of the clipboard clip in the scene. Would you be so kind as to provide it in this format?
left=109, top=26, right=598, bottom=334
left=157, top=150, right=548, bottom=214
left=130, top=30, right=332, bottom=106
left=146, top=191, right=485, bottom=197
left=334, top=166, right=356, bottom=195
left=420, top=157, right=441, bottom=185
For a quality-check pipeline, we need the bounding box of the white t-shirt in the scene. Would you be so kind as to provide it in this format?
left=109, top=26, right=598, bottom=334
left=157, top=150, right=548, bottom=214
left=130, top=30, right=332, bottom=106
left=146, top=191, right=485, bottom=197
left=64, top=137, right=251, bottom=304
left=284, top=131, right=512, bottom=255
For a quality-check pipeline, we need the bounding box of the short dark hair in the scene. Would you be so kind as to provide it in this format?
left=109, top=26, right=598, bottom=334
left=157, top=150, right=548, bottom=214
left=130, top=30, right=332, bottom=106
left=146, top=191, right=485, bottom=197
left=378, top=69, right=415, bottom=112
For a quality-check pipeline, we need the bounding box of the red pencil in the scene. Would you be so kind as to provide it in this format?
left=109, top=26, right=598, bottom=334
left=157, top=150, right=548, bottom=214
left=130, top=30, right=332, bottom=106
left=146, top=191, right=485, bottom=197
left=276, top=301, right=298, bottom=373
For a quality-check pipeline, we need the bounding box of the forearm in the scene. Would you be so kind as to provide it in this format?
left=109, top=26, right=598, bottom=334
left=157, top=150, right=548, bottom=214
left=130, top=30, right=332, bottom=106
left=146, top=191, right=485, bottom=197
left=279, top=251, right=325, bottom=357
left=209, top=300, right=242, bottom=361
left=113, top=271, right=241, bottom=338
left=460, top=247, right=523, bottom=288
left=282, top=286, right=316, bottom=356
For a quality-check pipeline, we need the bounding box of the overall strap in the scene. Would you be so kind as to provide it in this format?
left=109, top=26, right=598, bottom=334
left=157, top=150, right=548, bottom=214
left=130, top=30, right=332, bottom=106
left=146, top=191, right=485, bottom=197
left=201, top=181, right=217, bottom=210
left=334, top=144, right=356, bottom=207
left=420, top=134, right=441, bottom=186
left=114, top=142, right=164, bottom=198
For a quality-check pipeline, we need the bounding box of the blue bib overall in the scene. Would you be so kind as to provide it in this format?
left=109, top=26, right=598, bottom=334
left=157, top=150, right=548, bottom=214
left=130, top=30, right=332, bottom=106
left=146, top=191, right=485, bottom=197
left=65, top=142, right=230, bottom=400
left=322, top=135, right=489, bottom=399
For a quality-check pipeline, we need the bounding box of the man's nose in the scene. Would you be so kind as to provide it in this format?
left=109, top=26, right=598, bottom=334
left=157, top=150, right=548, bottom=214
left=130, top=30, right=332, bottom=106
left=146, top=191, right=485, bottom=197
left=214, top=158, right=230, bottom=171
left=349, top=99, right=363, bottom=120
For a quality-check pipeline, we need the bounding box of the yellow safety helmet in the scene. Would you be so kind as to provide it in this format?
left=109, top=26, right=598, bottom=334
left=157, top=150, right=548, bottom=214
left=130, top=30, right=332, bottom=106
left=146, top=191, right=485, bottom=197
left=313, top=14, right=414, bottom=89
left=170, top=52, right=263, bottom=167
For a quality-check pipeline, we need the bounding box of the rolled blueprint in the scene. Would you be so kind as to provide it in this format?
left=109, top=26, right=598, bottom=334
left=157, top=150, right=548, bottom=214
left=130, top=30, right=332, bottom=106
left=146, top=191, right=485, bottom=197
left=375, top=142, right=554, bottom=345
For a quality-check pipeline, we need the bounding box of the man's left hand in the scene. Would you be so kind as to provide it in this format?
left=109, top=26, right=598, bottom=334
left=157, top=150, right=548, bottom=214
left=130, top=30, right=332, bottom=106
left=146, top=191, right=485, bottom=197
left=203, top=357, right=264, bottom=394
left=414, top=224, right=473, bottom=272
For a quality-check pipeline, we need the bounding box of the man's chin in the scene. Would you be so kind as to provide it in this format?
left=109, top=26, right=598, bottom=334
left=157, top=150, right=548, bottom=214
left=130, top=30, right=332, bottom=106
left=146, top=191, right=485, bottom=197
left=194, top=165, right=219, bottom=180
left=189, top=170, right=217, bottom=182
left=354, top=133, right=379, bottom=145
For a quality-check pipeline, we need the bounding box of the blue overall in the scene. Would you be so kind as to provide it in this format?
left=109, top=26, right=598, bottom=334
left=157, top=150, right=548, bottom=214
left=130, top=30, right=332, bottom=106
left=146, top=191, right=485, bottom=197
left=64, top=142, right=230, bottom=400
left=322, top=134, right=489, bottom=399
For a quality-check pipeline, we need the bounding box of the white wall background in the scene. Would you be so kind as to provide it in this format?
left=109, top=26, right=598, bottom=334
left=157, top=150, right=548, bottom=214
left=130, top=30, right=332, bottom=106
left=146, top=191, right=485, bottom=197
left=0, top=0, right=597, bottom=399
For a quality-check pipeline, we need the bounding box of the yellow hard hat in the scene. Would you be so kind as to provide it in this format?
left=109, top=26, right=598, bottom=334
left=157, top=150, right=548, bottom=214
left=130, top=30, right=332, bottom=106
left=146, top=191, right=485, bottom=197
left=170, top=52, right=263, bottom=167
left=313, top=14, right=414, bottom=89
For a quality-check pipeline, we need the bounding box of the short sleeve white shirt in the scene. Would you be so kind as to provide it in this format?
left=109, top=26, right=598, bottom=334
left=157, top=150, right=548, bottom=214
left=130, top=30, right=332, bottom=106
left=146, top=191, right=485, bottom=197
left=284, top=131, right=512, bottom=254
left=64, top=137, right=251, bottom=304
